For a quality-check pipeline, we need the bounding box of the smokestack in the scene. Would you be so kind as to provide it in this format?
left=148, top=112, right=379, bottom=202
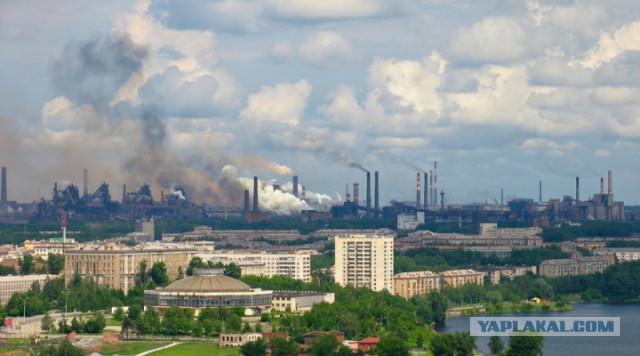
left=83, top=168, right=88, bottom=197
left=608, top=170, right=612, bottom=195
left=440, top=190, right=445, bottom=211
left=375, top=171, right=379, bottom=218
left=501, top=188, right=504, bottom=206
left=576, top=177, right=580, bottom=203
left=122, top=184, right=126, bottom=203
left=346, top=183, right=350, bottom=202
left=354, top=183, right=359, bottom=206
left=366, top=171, right=371, bottom=217
left=424, top=173, right=428, bottom=210
left=1, top=167, right=6, bottom=208
left=244, top=189, right=250, bottom=213
left=600, top=177, right=604, bottom=194
left=416, top=173, right=421, bottom=209
left=293, top=176, right=299, bottom=197
left=430, top=171, right=435, bottom=207
left=539, top=180, right=542, bottom=202
left=253, top=176, right=259, bottom=213
left=161, top=190, right=164, bottom=204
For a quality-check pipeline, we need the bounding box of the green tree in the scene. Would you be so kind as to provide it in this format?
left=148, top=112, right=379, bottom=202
left=242, top=321, right=252, bottom=333
left=270, top=336, right=299, bottom=356
left=310, top=334, right=340, bottom=356
left=34, top=340, right=83, bottom=356
left=113, top=306, right=125, bottom=321
left=84, top=312, right=106, bottom=334
left=506, top=335, right=544, bottom=356
left=47, top=253, right=65, bottom=275
left=18, top=253, right=35, bottom=275
left=376, top=334, right=410, bottom=356
left=429, top=332, right=476, bottom=356
left=416, top=333, right=424, bottom=349
left=41, top=312, right=53, bottom=333
left=150, top=261, right=170, bottom=286
left=177, top=266, right=184, bottom=280
left=240, top=338, right=268, bottom=356
left=254, top=322, right=262, bottom=333
left=186, top=257, right=207, bottom=276
left=135, top=260, right=149, bottom=286
left=225, top=263, right=242, bottom=279
left=488, top=336, right=504, bottom=355
left=428, top=291, right=449, bottom=325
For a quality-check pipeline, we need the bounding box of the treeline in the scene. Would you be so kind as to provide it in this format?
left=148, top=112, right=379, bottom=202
left=395, top=246, right=570, bottom=273
left=541, top=221, right=640, bottom=242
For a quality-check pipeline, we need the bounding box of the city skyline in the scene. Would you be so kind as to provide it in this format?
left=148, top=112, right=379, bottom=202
left=2, top=1, right=640, bottom=208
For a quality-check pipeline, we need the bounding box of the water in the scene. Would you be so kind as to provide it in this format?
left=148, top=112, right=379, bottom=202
left=435, top=303, right=640, bottom=356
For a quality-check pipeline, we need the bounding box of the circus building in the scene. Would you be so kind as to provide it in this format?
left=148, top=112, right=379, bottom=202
left=144, top=269, right=272, bottom=315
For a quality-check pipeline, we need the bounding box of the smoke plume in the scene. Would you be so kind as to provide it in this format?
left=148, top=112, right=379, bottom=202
left=235, top=156, right=295, bottom=176
left=329, top=151, right=368, bottom=172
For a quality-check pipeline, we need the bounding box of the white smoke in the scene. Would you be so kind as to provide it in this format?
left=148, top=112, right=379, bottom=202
left=169, top=184, right=186, bottom=200
left=221, top=165, right=309, bottom=215
left=280, top=181, right=333, bottom=204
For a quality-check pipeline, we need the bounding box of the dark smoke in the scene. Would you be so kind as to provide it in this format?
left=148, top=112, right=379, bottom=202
left=329, top=151, right=368, bottom=172
left=50, top=32, right=148, bottom=112
left=378, top=152, right=425, bottom=173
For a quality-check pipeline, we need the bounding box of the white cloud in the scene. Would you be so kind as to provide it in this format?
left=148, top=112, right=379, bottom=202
left=266, top=0, right=387, bottom=19
left=241, top=80, right=312, bottom=125
left=577, top=21, right=640, bottom=68
left=449, top=17, right=527, bottom=64
left=298, top=31, right=357, bottom=66
left=594, top=149, right=611, bottom=157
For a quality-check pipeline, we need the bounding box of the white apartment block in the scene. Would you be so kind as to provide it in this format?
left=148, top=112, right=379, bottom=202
left=594, top=248, right=640, bottom=263
left=0, top=274, right=56, bottom=305
left=205, top=251, right=311, bottom=282
left=334, top=231, right=395, bottom=292
left=479, top=223, right=542, bottom=237
left=397, top=212, right=425, bottom=230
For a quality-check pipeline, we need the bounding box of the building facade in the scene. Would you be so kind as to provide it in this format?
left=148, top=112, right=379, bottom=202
left=205, top=250, right=311, bottom=282
left=334, top=231, right=395, bottom=292
left=0, top=274, right=55, bottom=305
left=271, top=291, right=335, bottom=312
left=394, top=271, right=441, bottom=299
left=439, top=269, right=484, bottom=288
left=64, top=243, right=196, bottom=293
left=539, top=256, right=611, bottom=278
left=594, top=248, right=640, bottom=263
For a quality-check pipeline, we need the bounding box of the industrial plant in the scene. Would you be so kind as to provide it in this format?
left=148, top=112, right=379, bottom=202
left=0, top=163, right=630, bottom=226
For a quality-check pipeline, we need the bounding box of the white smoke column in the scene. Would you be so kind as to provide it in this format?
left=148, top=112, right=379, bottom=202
left=170, top=184, right=186, bottom=200
left=221, top=165, right=308, bottom=215
left=281, top=182, right=333, bottom=204
left=235, top=156, right=295, bottom=176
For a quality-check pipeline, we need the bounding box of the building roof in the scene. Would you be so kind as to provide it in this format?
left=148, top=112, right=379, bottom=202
left=162, top=275, right=252, bottom=292
left=359, top=337, right=380, bottom=344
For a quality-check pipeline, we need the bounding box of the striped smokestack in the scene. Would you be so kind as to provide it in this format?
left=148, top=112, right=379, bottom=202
left=424, top=172, right=428, bottom=209
left=608, top=170, right=612, bottom=195
left=374, top=171, right=379, bottom=218
left=293, top=175, right=299, bottom=197
left=416, top=172, right=421, bottom=209
left=354, top=183, right=359, bottom=206
left=600, top=177, right=604, bottom=194
left=366, top=171, right=371, bottom=217
left=346, top=183, right=350, bottom=202
left=253, top=176, right=259, bottom=213
left=0, top=167, right=6, bottom=208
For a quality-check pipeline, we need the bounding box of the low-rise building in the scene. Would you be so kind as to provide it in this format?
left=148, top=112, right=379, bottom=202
left=483, top=266, right=537, bottom=285
left=219, top=333, right=262, bottom=347
left=271, top=291, right=335, bottom=312
left=0, top=274, right=55, bottom=305
left=205, top=250, right=311, bottom=282
left=479, top=223, right=542, bottom=237
left=593, top=248, right=640, bottom=263
left=539, top=256, right=611, bottom=278
left=397, top=212, right=425, bottom=230
left=394, top=271, right=441, bottom=299
left=23, top=238, right=77, bottom=259
left=439, top=269, right=484, bottom=288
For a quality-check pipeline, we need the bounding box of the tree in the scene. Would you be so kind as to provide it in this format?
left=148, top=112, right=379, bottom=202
left=187, top=257, right=207, bottom=276
left=428, top=291, right=449, bottom=325
left=177, top=266, right=184, bottom=280
left=225, top=263, right=242, bottom=279
left=488, top=336, right=505, bottom=355
left=376, top=334, right=410, bottom=356
left=135, top=260, right=149, bottom=286
left=416, top=333, right=424, bottom=349
left=242, top=322, right=252, bottom=333
left=254, top=322, right=262, bottom=333
left=41, top=312, right=53, bottom=333
left=310, top=334, right=340, bottom=356
left=35, top=340, right=83, bottom=356
left=150, top=262, right=170, bottom=286
left=270, top=336, right=299, bottom=356
left=113, top=306, right=125, bottom=321
left=430, top=332, right=476, bottom=356
left=18, top=253, right=35, bottom=275
left=240, top=338, right=268, bottom=356
left=506, top=335, right=544, bottom=356
left=47, top=253, right=65, bottom=275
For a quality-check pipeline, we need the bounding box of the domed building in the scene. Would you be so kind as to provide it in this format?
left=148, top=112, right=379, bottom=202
left=144, top=269, right=272, bottom=315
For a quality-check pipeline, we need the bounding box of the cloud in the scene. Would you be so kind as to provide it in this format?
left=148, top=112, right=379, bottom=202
left=448, top=17, right=527, bottom=64
left=265, top=0, right=387, bottom=20
left=577, top=20, right=640, bottom=68
left=240, top=80, right=312, bottom=125
left=594, top=149, right=611, bottom=158
left=298, top=31, right=357, bottom=66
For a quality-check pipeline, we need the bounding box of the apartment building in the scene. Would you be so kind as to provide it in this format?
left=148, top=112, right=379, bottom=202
left=23, top=238, right=77, bottom=259
left=394, top=271, right=441, bottom=299
left=205, top=250, right=312, bottom=282
left=479, top=223, right=542, bottom=237
left=0, top=274, right=55, bottom=305
left=539, top=256, right=611, bottom=278
left=484, top=265, right=537, bottom=285
left=440, top=269, right=484, bottom=288
left=64, top=243, right=196, bottom=293
left=334, top=231, right=395, bottom=292
left=593, top=248, right=640, bottom=263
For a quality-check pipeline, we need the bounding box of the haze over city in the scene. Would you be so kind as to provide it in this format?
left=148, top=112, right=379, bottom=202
left=2, top=0, right=640, bottom=207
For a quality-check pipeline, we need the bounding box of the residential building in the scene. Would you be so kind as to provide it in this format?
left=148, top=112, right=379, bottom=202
left=406, top=231, right=543, bottom=247
left=578, top=256, right=611, bottom=275
left=394, top=271, right=441, bottom=299
left=23, top=238, right=77, bottom=259
left=204, top=250, right=311, bottom=282
left=439, top=269, right=484, bottom=288
left=334, top=231, right=395, bottom=292
left=0, top=274, right=55, bottom=305
left=271, top=291, right=335, bottom=312
left=539, top=256, right=611, bottom=278
left=397, top=212, right=425, bottom=230
left=483, top=266, right=537, bottom=285
left=479, top=223, right=542, bottom=237
left=219, top=333, right=262, bottom=347
left=64, top=243, right=196, bottom=293
left=593, top=248, right=640, bottom=263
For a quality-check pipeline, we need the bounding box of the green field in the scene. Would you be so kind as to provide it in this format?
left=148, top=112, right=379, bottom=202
left=147, top=342, right=240, bottom=356
left=96, top=341, right=171, bottom=355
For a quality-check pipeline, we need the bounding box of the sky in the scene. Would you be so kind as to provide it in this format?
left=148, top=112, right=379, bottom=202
left=1, top=0, right=640, bottom=211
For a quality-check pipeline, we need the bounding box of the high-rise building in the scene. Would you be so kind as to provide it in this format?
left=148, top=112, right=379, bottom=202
left=334, top=230, right=394, bottom=292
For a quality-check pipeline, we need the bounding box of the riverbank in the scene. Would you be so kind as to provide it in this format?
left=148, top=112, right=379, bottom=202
left=446, top=301, right=574, bottom=318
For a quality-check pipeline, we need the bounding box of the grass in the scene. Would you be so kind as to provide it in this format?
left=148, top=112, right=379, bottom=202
left=95, top=341, right=171, bottom=355
left=105, top=318, right=123, bottom=326
left=147, top=342, right=240, bottom=356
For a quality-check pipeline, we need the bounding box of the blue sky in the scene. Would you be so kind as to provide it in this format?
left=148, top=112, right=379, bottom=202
left=1, top=1, right=640, bottom=210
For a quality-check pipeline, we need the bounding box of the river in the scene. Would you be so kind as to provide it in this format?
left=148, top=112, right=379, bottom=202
left=435, top=303, right=640, bottom=355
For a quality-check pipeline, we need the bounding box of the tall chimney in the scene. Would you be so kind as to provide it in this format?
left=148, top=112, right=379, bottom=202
left=600, top=177, right=604, bottom=194
left=608, top=170, right=612, bottom=195
left=353, top=183, right=360, bottom=206
left=501, top=188, right=504, bottom=206
left=346, top=183, right=350, bottom=202
left=1, top=167, right=6, bottom=208
left=374, top=171, right=379, bottom=218
left=122, top=184, right=127, bottom=203
left=539, top=180, right=542, bottom=202
left=366, top=171, right=371, bottom=217
left=253, top=176, right=259, bottom=213
left=576, top=177, right=580, bottom=203
left=424, top=173, right=428, bottom=210
left=440, top=190, right=445, bottom=211
left=244, top=189, right=250, bottom=213
left=430, top=171, right=434, bottom=207
left=292, top=175, right=299, bottom=197
left=416, top=173, right=421, bottom=209
left=83, top=168, right=88, bottom=197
